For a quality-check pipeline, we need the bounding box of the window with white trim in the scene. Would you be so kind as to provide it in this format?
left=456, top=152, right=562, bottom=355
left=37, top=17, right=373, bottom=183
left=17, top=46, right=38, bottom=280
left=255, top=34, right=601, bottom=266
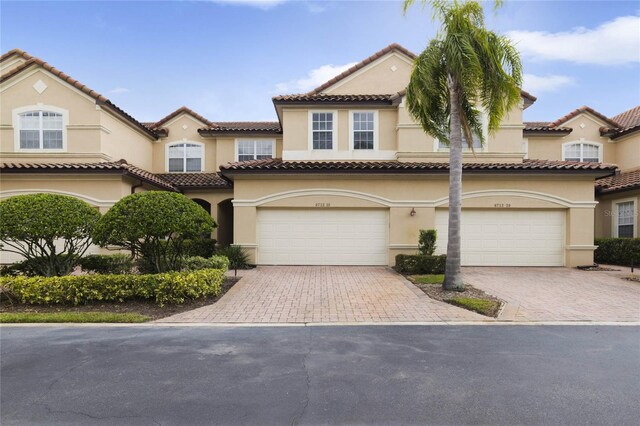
left=616, top=201, right=635, bottom=238
left=18, top=110, right=64, bottom=150
left=563, top=143, right=600, bottom=162
left=352, top=112, right=375, bottom=150
left=168, top=143, right=202, bottom=172
left=437, top=132, right=482, bottom=151
left=311, top=112, right=334, bottom=150
left=237, top=139, right=274, bottom=162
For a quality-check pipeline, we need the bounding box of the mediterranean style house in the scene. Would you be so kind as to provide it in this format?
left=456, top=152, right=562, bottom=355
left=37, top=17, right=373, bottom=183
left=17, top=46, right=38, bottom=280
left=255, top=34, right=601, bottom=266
left=1, top=44, right=638, bottom=267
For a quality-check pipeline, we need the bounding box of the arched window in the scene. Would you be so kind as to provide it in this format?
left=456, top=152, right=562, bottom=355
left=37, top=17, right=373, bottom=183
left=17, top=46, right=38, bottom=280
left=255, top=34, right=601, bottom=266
left=167, top=142, right=203, bottom=172
left=563, top=142, right=601, bottom=162
left=17, top=110, right=64, bottom=150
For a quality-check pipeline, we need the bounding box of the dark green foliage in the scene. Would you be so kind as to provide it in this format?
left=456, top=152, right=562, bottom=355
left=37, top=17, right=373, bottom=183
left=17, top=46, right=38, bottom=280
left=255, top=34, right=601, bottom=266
left=0, top=194, right=100, bottom=276
left=1, top=268, right=225, bottom=306
left=217, top=245, right=250, bottom=276
left=594, top=238, right=640, bottom=267
left=78, top=254, right=134, bottom=275
left=183, top=238, right=217, bottom=258
left=93, top=192, right=216, bottom=273
left=395, top=254, right=447, bottom=274
left=182, top=255, right=229, bottom=272
left=418, top=229, right=438, bottom=256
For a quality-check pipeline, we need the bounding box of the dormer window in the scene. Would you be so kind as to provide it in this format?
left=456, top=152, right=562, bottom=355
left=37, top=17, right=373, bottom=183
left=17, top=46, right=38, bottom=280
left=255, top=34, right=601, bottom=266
left=563, top=142, right=601, bottom=162
left=17, top=110, right=64, bottom=150
left=167, top=142, right=203, bottom=172
left=310, top=111, right=335, bottom=150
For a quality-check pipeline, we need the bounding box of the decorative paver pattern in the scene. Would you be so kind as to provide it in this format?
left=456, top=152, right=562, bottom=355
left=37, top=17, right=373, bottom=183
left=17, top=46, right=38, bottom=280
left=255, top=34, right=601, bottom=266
left=159, top=266, right=485, bottom=323
left=463, top=267, right=640, bottom=322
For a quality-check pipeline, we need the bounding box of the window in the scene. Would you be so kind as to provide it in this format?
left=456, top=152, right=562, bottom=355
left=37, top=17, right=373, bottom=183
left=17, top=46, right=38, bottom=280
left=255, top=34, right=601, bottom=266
left=311, top=112, right=334, bottom=150
left=18, top=110, right=64, bottom=150
left=437, top=132, right=482, bottom=151
left=167, top=143, right=203, bottom=172
left=563, top=143, right=601, bottom=162
left=352, top=112, right=375, bottom=150
left=616, top=201, right=635, bottom=238
left=237, top=139, right=274, bottom=162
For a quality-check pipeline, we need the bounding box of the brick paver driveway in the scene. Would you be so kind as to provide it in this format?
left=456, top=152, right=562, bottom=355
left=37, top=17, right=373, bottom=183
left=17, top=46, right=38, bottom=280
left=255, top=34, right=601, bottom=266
left=159, top=266, right=484, bottom=323
left=463, top=267, right=640, bottom=322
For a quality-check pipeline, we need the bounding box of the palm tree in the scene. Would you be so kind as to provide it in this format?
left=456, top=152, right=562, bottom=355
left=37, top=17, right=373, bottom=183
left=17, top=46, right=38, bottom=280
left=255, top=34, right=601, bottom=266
left=403, top=0, right=522, bottom=291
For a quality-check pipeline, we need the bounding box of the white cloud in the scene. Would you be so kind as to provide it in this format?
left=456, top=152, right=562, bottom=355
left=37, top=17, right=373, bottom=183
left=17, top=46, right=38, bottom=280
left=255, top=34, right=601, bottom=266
left=275, top=62, right=358, bottom=93
left=210, top=0, right=287, bottom=10
left=522, top=74, right=574, bottom=93
left=109, top=87, right=130, bottom=94
left=507, top=15, right=640, bottom=65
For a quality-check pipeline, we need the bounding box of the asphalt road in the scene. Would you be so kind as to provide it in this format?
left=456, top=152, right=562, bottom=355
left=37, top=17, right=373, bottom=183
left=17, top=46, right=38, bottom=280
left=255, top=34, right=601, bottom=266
left=1, top=325, right=639, bottom=426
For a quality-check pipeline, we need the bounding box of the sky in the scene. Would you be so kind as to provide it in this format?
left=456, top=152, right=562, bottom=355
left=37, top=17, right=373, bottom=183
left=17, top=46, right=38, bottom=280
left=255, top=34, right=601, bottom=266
left=1, top=0, right=639, bottom=123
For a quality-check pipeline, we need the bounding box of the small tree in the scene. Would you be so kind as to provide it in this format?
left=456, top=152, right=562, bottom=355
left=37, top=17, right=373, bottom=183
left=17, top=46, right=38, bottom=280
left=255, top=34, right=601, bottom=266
left=0, top=193, right=101, bottom=276
left=93, top=192, right=216, bottom=273
left=418, top=229, right=437, bottom=256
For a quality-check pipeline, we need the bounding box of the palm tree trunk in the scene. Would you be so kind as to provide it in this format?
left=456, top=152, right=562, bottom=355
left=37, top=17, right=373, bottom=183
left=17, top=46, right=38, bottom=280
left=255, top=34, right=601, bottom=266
left=443, top=75, right=465, bottom=291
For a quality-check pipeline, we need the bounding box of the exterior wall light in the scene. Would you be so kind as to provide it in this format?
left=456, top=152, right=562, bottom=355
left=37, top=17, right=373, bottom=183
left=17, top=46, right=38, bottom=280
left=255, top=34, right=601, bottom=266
left=410, top=208, right=416, bottom=217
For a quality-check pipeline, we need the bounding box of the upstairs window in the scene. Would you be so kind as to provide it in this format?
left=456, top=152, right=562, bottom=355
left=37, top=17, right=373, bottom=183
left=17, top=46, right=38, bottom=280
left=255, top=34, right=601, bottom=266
left=18, top=110, right=64, bottom=150
left=437, top=132, right=482, bottom=151
left=168, top=143, right=203, bottom=172
left=352, top=112, right=375, bottom=150
left=616, top=201, right=635, bottom=238
left=563, top=143, right=601, bottom=162
left=237, top=139, right=274, bottom=162
left=311, top=112, right=334, bottom=150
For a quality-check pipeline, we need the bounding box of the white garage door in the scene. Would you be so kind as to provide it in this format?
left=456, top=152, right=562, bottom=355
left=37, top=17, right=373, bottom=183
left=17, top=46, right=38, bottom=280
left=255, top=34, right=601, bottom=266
left=257, top=209, right=388, bottom=265
left=435, top=209, right=565, bottom=266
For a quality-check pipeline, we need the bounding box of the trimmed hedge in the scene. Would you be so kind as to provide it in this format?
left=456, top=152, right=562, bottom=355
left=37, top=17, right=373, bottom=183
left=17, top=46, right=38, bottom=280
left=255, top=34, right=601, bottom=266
left=594, top=238, right=640, bottom=267
left=1, top=268, right=225, bottom=306
left=182, top=255, right=229, bottom=272
left=395, top=254, right=447, bottom=274
left=78, top=254, right=133, bottom=275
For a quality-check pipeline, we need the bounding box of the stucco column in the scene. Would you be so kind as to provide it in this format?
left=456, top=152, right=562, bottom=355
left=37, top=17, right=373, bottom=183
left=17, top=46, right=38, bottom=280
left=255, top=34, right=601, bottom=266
left=233, top=206, right=258, bottom=264
left=565, top=207, right=596, bottom=267
left=388, top=207, right=435, bottom=266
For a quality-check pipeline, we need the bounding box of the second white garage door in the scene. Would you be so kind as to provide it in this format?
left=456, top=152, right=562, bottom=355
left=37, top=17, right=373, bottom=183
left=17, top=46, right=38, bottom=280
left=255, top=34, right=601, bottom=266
left=257, top=209, right=388, bottom=265
left=435, top=209, right=565, bottom=266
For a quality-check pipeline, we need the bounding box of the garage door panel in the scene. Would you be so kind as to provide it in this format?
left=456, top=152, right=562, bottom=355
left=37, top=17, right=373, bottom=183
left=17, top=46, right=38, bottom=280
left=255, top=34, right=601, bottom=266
left=436, top=209, right=565, bottom=266
left=257, top=209, right=388, bottom=265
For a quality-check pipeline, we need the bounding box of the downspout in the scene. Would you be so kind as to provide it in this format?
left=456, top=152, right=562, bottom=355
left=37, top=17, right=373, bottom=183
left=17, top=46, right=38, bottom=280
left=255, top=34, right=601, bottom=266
left=131, top=181, right=144, bottom=194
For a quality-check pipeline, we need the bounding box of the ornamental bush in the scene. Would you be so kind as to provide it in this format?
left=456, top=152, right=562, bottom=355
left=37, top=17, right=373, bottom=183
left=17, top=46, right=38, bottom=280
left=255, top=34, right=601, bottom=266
left=418, top=229, right=438, bottom=256
left=182, top=255, right=229, bottom=272
left=1, top=268, right=225, bottom=306
left=217, top=245, right=250, bottom=276
left=93, top=192, right=216, bottom=273
left=0, top=194, right=101, bottom=276
left=594, top=238, right=640, bottom=267
left=395, top=254, right=447, bottom=274
left=78, top=254, right=134, bottom=275
left=183, top=238, right=217, bottom=258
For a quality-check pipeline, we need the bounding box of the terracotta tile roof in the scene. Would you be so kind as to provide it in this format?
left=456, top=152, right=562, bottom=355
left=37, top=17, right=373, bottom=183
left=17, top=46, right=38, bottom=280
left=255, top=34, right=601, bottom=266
left=0, top=49, right=158, bottom=140
left=519, top=90, right=537, bottom=103
left=548, top=105, right=620, bottom=128
left=0, top=160, right=177, bottom=191
left=220, top=158, right=617, bottom=176
left=595, top=169, right=640, bottom=194
left=156, top=172, right=232, bottom=189
left=272, top=94, right=396, bottom=104
left=523, top=122, right=573, bottom=134
left=150, top=106, right=215, bottom=129
left=308, top=43, right=417, bottom=95
left=604, top=105, right=640, bottom=139
left=200, top=121, right=282, bottom=134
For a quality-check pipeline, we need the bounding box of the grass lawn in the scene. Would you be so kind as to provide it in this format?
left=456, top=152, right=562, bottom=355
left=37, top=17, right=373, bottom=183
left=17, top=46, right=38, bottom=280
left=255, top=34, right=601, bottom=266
left=409, top=274, right=445, bottom=284
left=446, top=297, right=501, bottom=317
left=0, top=312, right=150, bottom=323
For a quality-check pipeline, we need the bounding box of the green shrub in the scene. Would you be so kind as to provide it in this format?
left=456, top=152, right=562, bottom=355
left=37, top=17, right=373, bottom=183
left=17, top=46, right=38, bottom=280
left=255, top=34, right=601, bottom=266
left=1, top=256, right=77, bottom=277
left=594, top=238, right=640, bottom=266
left=1, top=268, right=225, bottom=306
left=0, top=194, right=101, bottom=276
left=395, top=254, right=447, bottom=274
left=93, top=192, right=216, bottom=273
left=217, top=245, right=250, bottom=275
left=183, top=238, right=217, bottom=258
left=182, top=255, right=229, bottom=272
left=78, top=254, right=134, bottom=275
left=418, top=229, right=437, bottom=256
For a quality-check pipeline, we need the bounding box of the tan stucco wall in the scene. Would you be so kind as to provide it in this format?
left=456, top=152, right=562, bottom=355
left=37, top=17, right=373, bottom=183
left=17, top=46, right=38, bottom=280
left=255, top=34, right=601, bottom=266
left=99, top=109, right=154, bottom=170
left=324, top=53, right=413, bottom=95
left=231, top=174, right=599, bottom=267
left=595, top=190, right=640, bottom=238
left=614, top=135, right=640, bottom=172
left=182, top=189, right=234, bottom=242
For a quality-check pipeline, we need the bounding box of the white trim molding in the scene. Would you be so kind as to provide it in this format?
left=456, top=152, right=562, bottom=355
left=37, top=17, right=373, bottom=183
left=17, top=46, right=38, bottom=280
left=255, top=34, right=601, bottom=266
left=282, top=149, right=396, bottom=161
left=0, top=189, right=117, bottom=207
left=165, top=140, right=205, bottom=173
left=308, top=110, right=338, bottom=151
left=232, top=188, right=597, bottom=209
left=12, top=104, right=69, bottom=153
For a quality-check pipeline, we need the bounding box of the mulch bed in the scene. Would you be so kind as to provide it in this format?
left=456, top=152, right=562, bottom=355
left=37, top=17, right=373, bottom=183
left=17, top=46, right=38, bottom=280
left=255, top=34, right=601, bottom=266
left=577, top=265, right=620, bottom=272
left=0, top=276, right=240, bottom=321
left=407, top=277, right=503, bottom=317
